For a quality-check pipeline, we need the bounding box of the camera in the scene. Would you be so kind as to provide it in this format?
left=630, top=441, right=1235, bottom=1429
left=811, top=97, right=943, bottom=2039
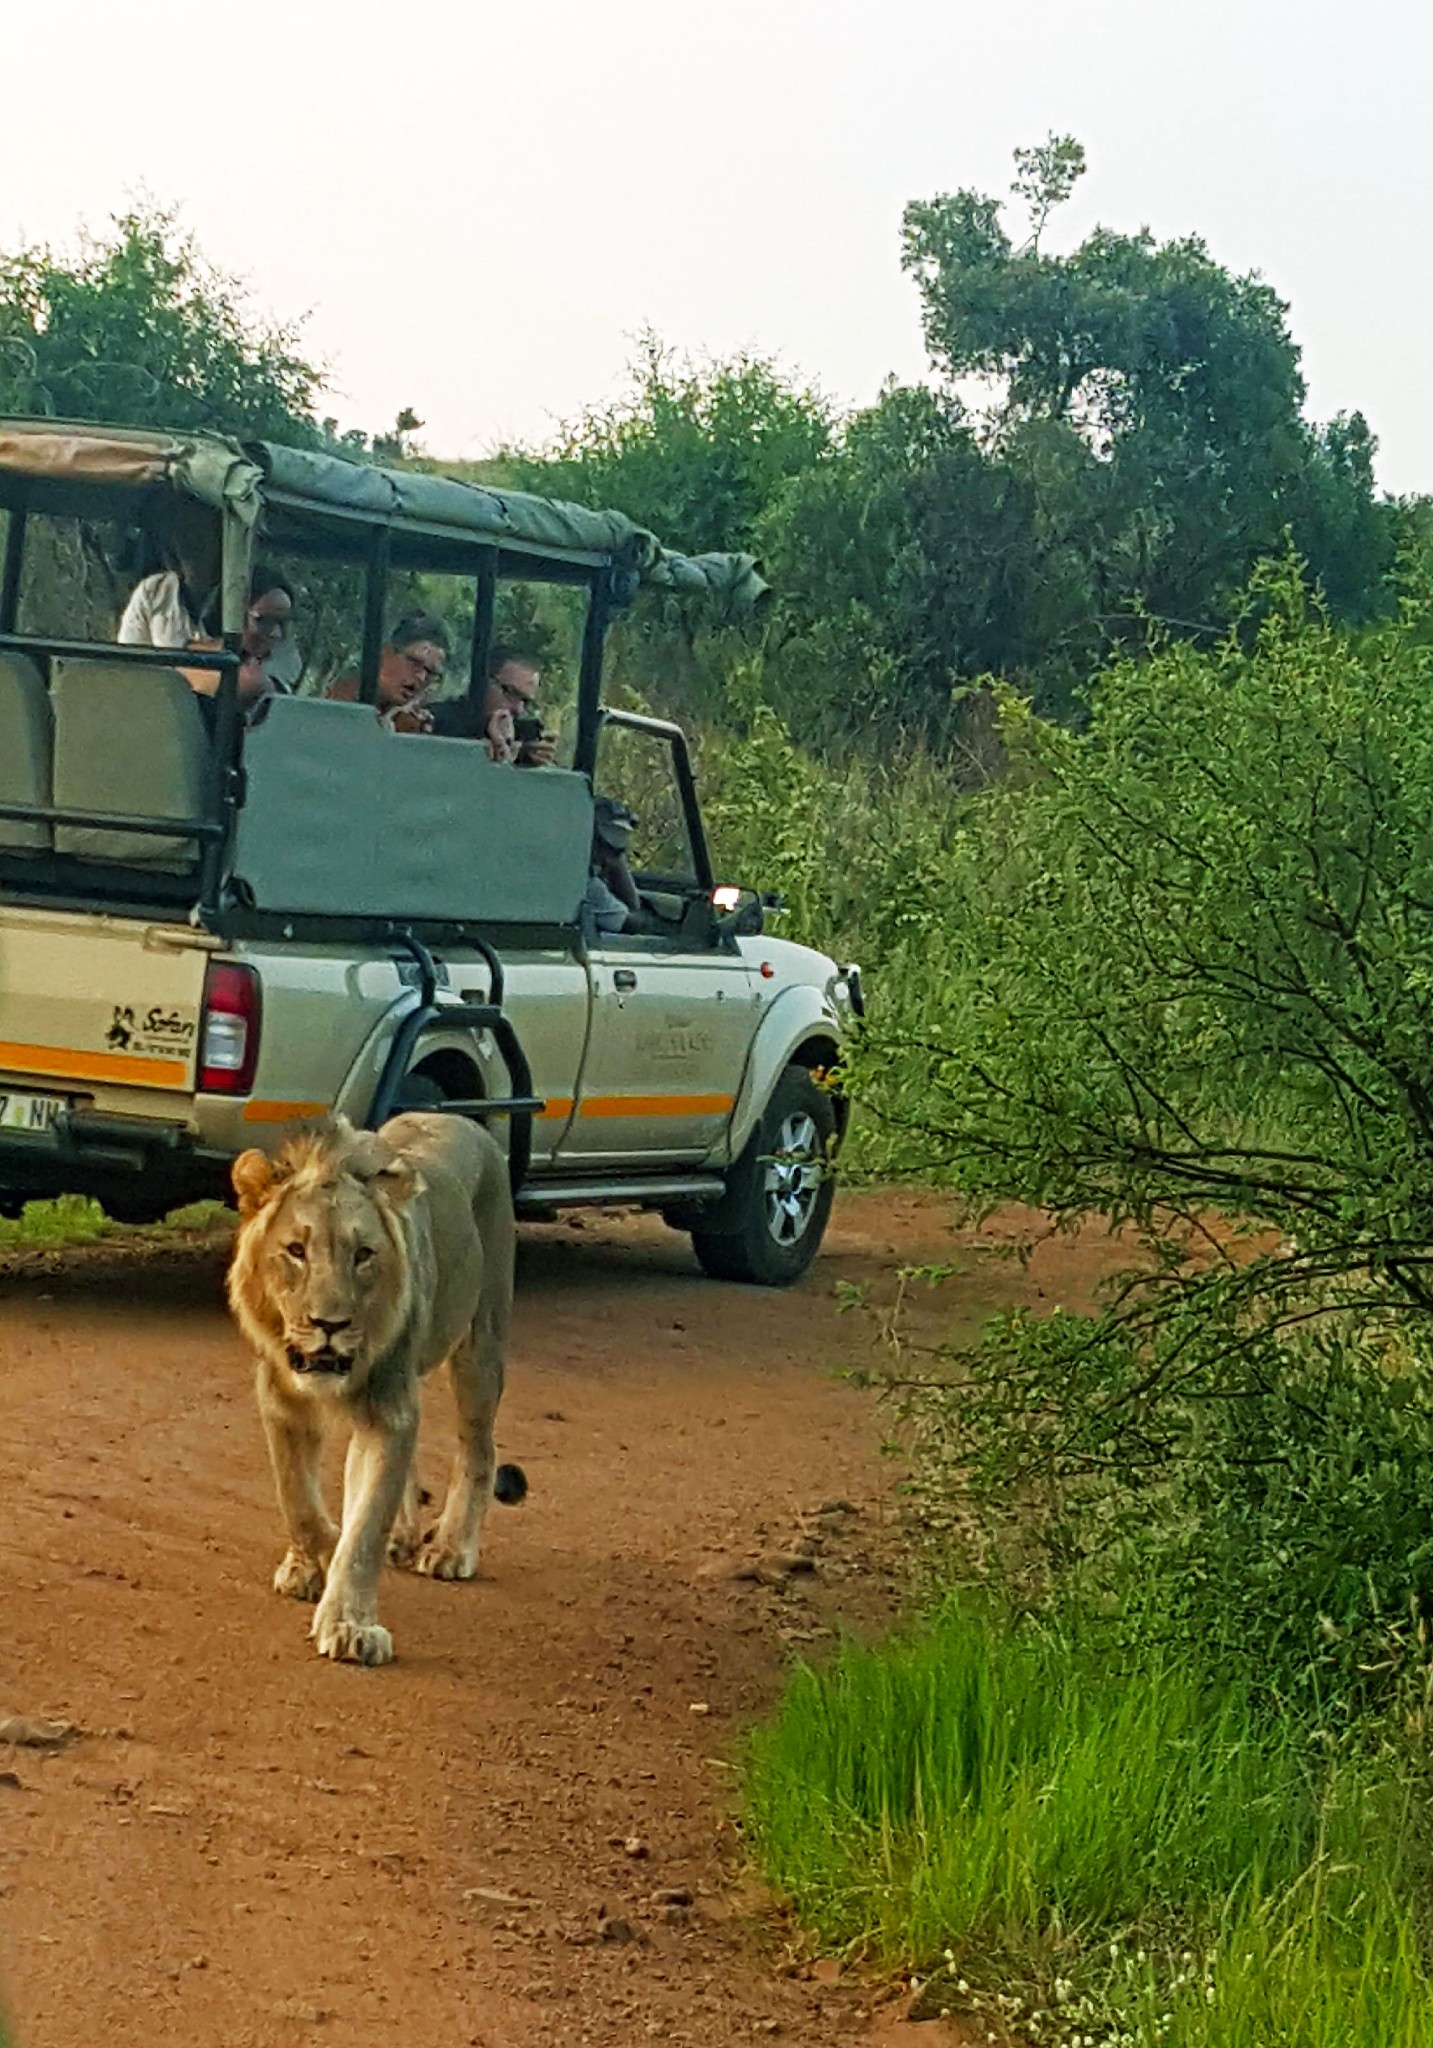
left=513, top=713, right=545, bottom=745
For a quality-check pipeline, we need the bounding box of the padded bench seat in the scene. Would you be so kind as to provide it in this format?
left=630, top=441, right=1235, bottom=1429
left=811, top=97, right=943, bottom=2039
left=0, top=651, right=53, bottom=852
left=51, top=657, right=210, bottom=870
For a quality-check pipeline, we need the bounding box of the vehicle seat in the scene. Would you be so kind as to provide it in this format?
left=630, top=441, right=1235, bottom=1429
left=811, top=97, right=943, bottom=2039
left=639, top=889, right=687, bottom=925
left=51, top=658, right=210, bottom=870
left=0, top=651, right=54, bottom=852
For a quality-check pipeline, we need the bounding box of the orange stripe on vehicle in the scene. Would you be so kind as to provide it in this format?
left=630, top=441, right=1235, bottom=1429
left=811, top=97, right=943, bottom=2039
left=535, top=1096, right=575, bottom=1122
left=241, top=1099, right=330, bottom=1125
left=0, top=1039, right=187, bottom=1089
left=578, top=1092, right=734, bottom=1120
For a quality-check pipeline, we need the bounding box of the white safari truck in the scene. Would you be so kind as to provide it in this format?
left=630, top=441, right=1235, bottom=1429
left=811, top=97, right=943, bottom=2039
left=0, top=421, right=861, bottom=1283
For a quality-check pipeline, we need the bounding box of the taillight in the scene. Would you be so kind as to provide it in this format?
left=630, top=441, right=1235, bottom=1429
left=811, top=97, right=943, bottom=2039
left=199, top=961, right=262, bottom=1095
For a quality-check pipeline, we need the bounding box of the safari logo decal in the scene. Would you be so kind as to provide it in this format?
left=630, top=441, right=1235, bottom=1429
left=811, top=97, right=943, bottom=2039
left=105, top=1004, right=197, bottom=1059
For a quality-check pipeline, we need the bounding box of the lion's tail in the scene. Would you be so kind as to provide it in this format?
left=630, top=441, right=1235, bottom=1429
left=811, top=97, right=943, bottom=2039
left=493, top=1463, right=528, bottom=1507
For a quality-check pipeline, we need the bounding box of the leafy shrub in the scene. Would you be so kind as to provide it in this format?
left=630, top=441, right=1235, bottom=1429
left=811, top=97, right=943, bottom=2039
left=844, top=560, right=1433, bottom=1705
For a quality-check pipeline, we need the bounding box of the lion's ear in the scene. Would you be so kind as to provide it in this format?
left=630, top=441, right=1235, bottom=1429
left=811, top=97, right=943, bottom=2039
left=343, top=1128, right=419, bottom=1206
left=375, top=1159, right=421, bottom=1209
left=232, top=1148, right=276, bottom=1217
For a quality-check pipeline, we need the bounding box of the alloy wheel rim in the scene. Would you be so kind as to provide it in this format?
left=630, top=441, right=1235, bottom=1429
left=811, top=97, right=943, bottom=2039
left=762, top=1110, right=824, bottom=1247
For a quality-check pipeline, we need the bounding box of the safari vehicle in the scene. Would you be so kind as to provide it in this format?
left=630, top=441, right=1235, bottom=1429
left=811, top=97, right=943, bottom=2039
left=0, top=419, right=862, bottom=1283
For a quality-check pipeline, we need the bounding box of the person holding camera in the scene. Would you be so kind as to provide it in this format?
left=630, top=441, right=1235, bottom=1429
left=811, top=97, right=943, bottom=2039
left=323, top=611, right=449, bottom=733
left=429, top=645, right=556, bottom=765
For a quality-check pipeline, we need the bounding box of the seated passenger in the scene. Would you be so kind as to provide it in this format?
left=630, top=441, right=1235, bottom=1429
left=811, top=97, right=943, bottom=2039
left=429, top=645, right=557, bottom=765
left=180, top=567, right=297, bottom=711
left=584, top=797, right=642, bottom=933
left=118, top=498, right=220, bottom=652
left=121, top=520, right=299, bottom=713
left=324, top=612, right=449, bottom=733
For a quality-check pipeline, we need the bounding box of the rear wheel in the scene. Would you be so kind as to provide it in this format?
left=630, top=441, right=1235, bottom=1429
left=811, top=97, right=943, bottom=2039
left=690, top=1065, right=837, bottom=1286
left=390, top=1071, right=447, bottom=1113
left=100, top=1193, right=181, bottom=1226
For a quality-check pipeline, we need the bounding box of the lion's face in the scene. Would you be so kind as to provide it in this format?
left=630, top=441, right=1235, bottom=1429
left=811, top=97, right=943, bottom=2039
left=230, top=1125, right=418, bottom=1394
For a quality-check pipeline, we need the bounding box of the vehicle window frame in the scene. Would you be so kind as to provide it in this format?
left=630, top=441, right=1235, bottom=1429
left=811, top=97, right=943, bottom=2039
left=592, top=708, right=713, bottom=896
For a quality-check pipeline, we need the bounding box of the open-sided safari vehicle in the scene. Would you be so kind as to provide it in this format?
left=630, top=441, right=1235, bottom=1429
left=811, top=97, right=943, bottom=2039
left=0, top=419, right=861, bottom=1282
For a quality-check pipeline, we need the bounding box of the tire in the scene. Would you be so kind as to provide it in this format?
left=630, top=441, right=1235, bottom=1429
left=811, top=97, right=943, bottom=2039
left=389, top=1071, right=447, bottom=1114
left=100, top=1193, right=179, bottom=1226
left=690, top=1065, right=837, bottom=1286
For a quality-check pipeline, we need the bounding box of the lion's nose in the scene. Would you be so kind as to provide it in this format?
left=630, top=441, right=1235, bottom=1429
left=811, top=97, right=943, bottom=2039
left=311, top=1316, right=352, bottom=1338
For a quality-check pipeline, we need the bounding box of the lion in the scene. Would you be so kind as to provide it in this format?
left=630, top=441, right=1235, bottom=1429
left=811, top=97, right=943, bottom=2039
left=226, top=1111, right=526, bottom=1666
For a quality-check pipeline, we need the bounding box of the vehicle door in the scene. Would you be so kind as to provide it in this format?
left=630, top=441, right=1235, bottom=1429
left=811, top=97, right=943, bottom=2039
left=555, top=714, right=756, bottom=1168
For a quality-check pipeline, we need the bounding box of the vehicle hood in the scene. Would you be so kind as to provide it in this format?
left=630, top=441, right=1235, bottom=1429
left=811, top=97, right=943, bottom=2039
left=736, top=932, right=842, bottom=992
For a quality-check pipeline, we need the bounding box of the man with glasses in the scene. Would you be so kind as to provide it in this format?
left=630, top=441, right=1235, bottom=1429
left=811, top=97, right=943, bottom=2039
left=430, top=644, right=557, bottom=764
left=324, top=611, right=450, bottom=732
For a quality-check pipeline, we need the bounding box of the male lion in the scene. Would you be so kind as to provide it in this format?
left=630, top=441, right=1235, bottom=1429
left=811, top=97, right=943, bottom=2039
left=227, top=1112, right=526, bottom=1666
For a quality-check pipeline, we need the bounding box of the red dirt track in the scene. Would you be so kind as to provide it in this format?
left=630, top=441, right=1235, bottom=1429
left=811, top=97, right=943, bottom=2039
left=0, top=1193, right=1124, bottom=2048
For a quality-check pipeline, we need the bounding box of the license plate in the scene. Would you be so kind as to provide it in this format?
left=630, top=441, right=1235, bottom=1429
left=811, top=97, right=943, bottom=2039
left=0, top=1090, right=67, bottom=1134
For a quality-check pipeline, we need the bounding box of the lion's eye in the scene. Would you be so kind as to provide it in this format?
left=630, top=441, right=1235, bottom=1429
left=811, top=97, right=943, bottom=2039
left=354, top=1245, right=375, bottom=1268
left=284, top=1240, right=306, bottom=1262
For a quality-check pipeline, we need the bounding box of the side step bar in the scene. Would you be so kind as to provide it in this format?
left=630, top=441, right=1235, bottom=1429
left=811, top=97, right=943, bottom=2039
left=516, top=1174, right=724, bottom=1217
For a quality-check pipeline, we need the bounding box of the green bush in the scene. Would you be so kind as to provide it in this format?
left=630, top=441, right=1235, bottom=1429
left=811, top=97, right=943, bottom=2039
left=824, top=563, right=1433, bottom=1706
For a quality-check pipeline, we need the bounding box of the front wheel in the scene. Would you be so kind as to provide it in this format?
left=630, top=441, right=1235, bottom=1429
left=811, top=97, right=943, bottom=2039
left=690, top=1065, right=837, bottom=1286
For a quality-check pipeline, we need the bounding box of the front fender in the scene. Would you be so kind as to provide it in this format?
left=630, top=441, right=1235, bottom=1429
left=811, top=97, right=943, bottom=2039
left=713, top=983, right=844, bottom=1167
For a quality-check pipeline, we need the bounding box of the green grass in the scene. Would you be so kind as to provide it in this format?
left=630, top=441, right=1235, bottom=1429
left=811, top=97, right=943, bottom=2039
left=0, top=1194, right=235, bottom=1253
left=744, top=1599, right=1433, bottom=2045
left=0, top=1193, right=115, bottom=1251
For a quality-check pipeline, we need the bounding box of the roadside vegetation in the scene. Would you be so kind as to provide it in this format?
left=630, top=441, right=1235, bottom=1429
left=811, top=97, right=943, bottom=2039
left=747, top=1601, right=1433, bottom=2046
left=0, top=1196, right=232, bottom=1254
left=735, top=568, right=1433, bottom=2038
left=7, top=140, right=1433, bottom=2037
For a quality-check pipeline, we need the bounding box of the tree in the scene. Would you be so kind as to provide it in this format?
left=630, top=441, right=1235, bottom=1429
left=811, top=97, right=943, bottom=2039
left=900, top=142, right=1397, bottom=640
left=1010, top=133, right=1087, bottom=253
left=527, top=331, right=833, bottom=555
left=0, top=206, right=321, bottom=442
left=761, top=383, right=1089, bottom=742
left=755, top=138, right=1401, bottom=748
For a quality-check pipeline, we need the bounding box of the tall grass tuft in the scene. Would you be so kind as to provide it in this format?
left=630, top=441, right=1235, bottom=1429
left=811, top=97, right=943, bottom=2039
left=744, top=1599, right=1433, bottom=2043
left=0, top=1194, right=113, bottom=1251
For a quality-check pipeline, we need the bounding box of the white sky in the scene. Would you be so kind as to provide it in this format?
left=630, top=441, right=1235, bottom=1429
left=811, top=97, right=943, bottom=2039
left=4, top=0, right=1430, bottom=493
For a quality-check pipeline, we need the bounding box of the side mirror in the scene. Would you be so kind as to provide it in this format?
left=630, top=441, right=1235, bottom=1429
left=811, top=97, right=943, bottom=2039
left=711, top=884, right=764, bottom=937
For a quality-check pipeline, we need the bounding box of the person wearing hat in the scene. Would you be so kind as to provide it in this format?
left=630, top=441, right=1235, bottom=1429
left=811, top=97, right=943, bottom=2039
left=584, top=797, right=642, bottom=933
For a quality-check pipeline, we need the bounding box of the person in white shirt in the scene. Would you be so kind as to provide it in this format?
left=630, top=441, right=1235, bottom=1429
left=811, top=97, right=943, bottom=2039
left=119, top=496, right=221, bottom=646
left=120, top=555, right=299, bottom=711
left=118, top=565, right=207, bottom=648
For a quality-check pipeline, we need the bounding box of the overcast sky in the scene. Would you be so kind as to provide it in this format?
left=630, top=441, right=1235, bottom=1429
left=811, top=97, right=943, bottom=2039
left=4, top=0, right=1429, bottom=492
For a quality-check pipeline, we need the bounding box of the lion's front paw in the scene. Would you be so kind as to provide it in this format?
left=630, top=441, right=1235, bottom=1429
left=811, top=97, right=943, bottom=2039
left=310, top=1607, right=394, bottom=1665
left=416, top=1539, right=479, bottom=1582
left=386, top=1527, right=421, bottom=1569
left=273, top=1548, right=325, bottom=1602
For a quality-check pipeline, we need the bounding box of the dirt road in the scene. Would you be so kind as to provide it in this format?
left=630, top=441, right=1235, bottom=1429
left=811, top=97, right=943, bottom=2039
left=0, top=1192, right=1124, bottom=2048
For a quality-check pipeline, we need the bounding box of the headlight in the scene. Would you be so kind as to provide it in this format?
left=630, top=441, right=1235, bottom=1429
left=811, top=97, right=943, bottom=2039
left=828, top=963, right=866, bottom=1020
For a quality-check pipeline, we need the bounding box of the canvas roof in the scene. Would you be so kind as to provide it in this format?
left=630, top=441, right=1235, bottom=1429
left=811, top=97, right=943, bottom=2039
left=0, top=418, right=767, bottom=613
